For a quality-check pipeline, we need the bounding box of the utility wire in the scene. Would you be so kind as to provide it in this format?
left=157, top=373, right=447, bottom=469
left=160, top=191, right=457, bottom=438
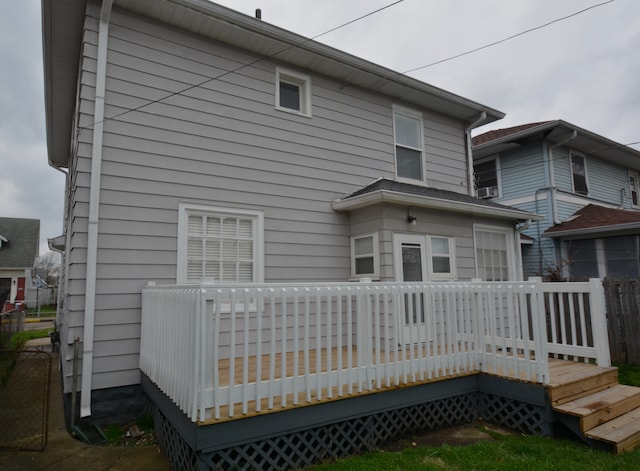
left=79, top=0, right=405, bottom=131
left=402, top=0, right=615, bottom=74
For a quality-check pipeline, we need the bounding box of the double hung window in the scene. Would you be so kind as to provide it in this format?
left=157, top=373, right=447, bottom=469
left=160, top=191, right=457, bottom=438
left=571, top=153, right=589, bottom=195
left=630, top=171, right=639, bottom=207
left=393, top=107, right=424, bottom=181
left=351, top=233, right=380, bottom=279
left=474, top=226, right=514, bottom=281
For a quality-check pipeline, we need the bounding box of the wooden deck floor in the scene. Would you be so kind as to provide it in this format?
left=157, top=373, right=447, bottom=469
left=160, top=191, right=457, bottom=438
left=202, top=347, right=613, bottom=425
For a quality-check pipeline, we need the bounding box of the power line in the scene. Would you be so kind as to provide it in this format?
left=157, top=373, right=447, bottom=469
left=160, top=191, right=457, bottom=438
left=401, top=0, right=615, bottom=75
left=79, top=0, right=405, bottom=131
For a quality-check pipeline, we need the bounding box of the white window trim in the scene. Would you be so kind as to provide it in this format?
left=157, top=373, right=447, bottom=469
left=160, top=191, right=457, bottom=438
left=570, top=151, right=589, bottom=196
left=474, top=155, right=501, bottom=198
left=392, top=105, right=426, bottom=184
left=393, top=233, right=457, bottom=281
left=275, top=67, right=312, bottom=117
left=177, top=203, right=264, bottom=285
left=427, top=236, right=457, bottom=280
left=629, top=170, right=639, bottom=208
left=473, top=224, right=517, bottom=281
left=350, top=232, right=380, bottom=280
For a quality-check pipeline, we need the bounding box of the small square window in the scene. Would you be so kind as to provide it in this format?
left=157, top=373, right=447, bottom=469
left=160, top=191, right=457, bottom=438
left=429, top=236, right=455, bottom=279
left=351, top=233, right=379, bottom=279
left=276, top=67, right=311, bottom=117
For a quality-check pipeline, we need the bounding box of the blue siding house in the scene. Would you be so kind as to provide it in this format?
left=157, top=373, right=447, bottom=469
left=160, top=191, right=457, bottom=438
left=473, top=120, right=640, bottom=280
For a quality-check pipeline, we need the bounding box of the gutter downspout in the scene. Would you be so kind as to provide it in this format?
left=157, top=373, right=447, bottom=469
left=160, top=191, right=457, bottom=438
left=81, top=0, right=113, bottom=418
left=547, top=130, right=577, bottom=224
left=514, top=220, right=531, bottom=280
left=465, top=112, right=487, bottom=196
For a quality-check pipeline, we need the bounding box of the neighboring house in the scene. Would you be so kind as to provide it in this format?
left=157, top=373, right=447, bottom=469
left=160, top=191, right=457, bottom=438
left=42, top=0, right=539, bottom=423
left=0, top=218, right=40, bottom=312
left=473, top=120, right=640, bottom=280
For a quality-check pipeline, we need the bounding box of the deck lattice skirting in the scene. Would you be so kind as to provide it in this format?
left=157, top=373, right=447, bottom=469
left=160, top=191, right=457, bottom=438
left=146, top=373, right=549, bottom=471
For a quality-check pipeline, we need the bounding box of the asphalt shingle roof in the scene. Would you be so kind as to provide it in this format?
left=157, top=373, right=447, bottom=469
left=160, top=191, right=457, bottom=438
left=342, top=178, right=534, bottom=215
left=544, top=205, right=640, bottom=235
left=472, top=121, right=551, bottom=146
left=0, top=218, right=40, bottom=269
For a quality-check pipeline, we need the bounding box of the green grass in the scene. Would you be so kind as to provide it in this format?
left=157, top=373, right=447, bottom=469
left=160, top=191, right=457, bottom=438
left=8, top=328, right=52, bottom=350
left=102, top=411, right=156, bottom=446
left=310, top=432, right=640, bottom=470
left=615, top=363, right=640, bottom=387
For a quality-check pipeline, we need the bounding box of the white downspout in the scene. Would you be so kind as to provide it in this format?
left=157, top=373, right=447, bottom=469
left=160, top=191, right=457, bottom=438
left=547, top=130, right=577, bottom=224
left=465, top=112, right=487, bottom=196
left=81, top=0, right=113, bottom=419
left=514, top=219, right=531, bottom=280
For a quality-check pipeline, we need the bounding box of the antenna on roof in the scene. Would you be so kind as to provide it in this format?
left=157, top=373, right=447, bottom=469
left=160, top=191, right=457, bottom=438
left=255, top=9, right=262, bottom=20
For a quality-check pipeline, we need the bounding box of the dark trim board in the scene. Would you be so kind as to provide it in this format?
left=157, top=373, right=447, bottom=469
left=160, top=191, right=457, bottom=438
left=143, top=374, right=552, bottom=470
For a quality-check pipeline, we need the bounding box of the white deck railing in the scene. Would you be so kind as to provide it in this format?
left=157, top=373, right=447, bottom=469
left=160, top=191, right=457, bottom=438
left=140, top=278, right=610, bottom=422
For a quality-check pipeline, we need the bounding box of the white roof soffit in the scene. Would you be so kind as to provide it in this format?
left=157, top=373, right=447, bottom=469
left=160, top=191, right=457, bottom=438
left=474, top=120, right=640, bottom=170
left=331, top=189, right=544, bottom=222
left=43, top=0, right=505, bottom=168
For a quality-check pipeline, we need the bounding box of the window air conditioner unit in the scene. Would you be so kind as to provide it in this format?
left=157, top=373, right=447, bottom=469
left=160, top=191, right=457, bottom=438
left=477, top=187, right=498, bottom=199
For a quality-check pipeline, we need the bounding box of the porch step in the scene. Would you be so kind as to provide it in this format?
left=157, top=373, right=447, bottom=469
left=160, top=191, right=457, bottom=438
left=553, top=384, right=640, bottom=431
left=547, top=365, right=618, bottom=405
left=585, top=406, right=640, bottom=453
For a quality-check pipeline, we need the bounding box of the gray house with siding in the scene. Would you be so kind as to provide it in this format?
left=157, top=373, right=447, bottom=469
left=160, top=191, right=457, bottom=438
left=43, top=0, right=539, bottom=422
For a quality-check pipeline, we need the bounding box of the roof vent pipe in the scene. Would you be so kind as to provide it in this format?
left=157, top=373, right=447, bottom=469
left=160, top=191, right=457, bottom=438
left=255, top=9, right=262, bottom=20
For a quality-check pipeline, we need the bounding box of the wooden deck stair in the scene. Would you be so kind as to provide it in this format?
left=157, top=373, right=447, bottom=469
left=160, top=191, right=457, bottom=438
left=550, top=364, right=640, bottom=453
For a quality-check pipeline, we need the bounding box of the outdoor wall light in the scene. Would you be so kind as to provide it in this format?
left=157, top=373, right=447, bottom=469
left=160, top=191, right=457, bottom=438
left=407, top=207, right=417, bottom=225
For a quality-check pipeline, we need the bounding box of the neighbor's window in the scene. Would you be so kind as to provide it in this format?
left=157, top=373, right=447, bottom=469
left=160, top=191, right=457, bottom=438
left=351, top=233, right=379, bottom=279
left=276, top=67, right=311, bottom=116
left=630, top=171, right=639, bottom=207
left=474, top=227, right=513, bottom=281
left=568, top=239, right=598, bottom=280
left=604, top=235, right=640, bottom=279
left=474, top=157, right=500, bottom=198
left=393, top=107, right=424, bottom=181
left=571, top=152, right=589, bottom=195
left=429, top=236, right=455, bottom=279
left=177, top=204, right=264, bottom=284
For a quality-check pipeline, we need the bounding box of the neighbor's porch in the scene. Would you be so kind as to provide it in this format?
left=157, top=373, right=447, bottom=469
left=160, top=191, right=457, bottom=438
left=139, top=278, right=611, bottom=424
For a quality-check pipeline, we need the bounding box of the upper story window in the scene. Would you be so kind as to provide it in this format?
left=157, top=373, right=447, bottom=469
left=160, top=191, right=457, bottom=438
left=276, top=67, right=311, bottom=117
left=630, top=171, right=639, bottom=207
left=177, top=204, right=264, bottom=284
left=474, top=157, right=500, bottom=198
left=570, top=152, right=589, bottom=195
left=393, top=106, right=424, bottom=182
left=351, top=233, right=380, bottom=279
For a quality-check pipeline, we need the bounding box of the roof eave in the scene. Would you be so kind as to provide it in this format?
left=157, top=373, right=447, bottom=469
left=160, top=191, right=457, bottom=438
left=332, top=189, right=543, bottom=221
left=544, top=222, right=640, bottom=238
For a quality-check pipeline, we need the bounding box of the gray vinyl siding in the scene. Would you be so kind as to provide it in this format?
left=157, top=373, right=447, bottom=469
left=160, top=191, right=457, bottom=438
left=58, top=4, right=483, bottom=392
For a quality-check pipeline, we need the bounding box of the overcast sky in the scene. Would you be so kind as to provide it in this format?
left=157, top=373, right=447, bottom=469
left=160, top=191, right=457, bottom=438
left=1, top=0, right=639, bottom=255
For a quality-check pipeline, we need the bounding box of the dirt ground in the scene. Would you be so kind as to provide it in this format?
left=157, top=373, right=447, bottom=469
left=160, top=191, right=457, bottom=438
left=381, top=420, right=519, bottom=451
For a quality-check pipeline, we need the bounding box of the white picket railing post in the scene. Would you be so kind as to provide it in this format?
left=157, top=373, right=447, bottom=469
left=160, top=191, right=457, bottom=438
left=528, top=277, right=549, bottom=383
left=589, top=278, right=611, bottom=367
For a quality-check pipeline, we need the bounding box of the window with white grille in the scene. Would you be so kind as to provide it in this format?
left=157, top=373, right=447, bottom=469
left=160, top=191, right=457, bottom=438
left=178, top=204, right=264, bottom=284
left=474, top=226, right=515, bottom=281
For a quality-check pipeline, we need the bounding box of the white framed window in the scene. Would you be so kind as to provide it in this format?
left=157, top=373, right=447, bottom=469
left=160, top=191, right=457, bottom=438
left=393, top=106, right=424, bottom=182
left=474, top=156, right=501, bottom=198
left=275, top=67, right=311, bottom=117
left=570, top=152, right=589, bottom=195
left=428, top=236, right=456, bottom=280
left=393, top=233, right=456, bottom=281
left=177, top=204, right=264, bottom=284
left=629, top=171, right=639, bottom=207
left=351, top=233, right=380, bottom=279
left=473, top=225, right=516, bottom=281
